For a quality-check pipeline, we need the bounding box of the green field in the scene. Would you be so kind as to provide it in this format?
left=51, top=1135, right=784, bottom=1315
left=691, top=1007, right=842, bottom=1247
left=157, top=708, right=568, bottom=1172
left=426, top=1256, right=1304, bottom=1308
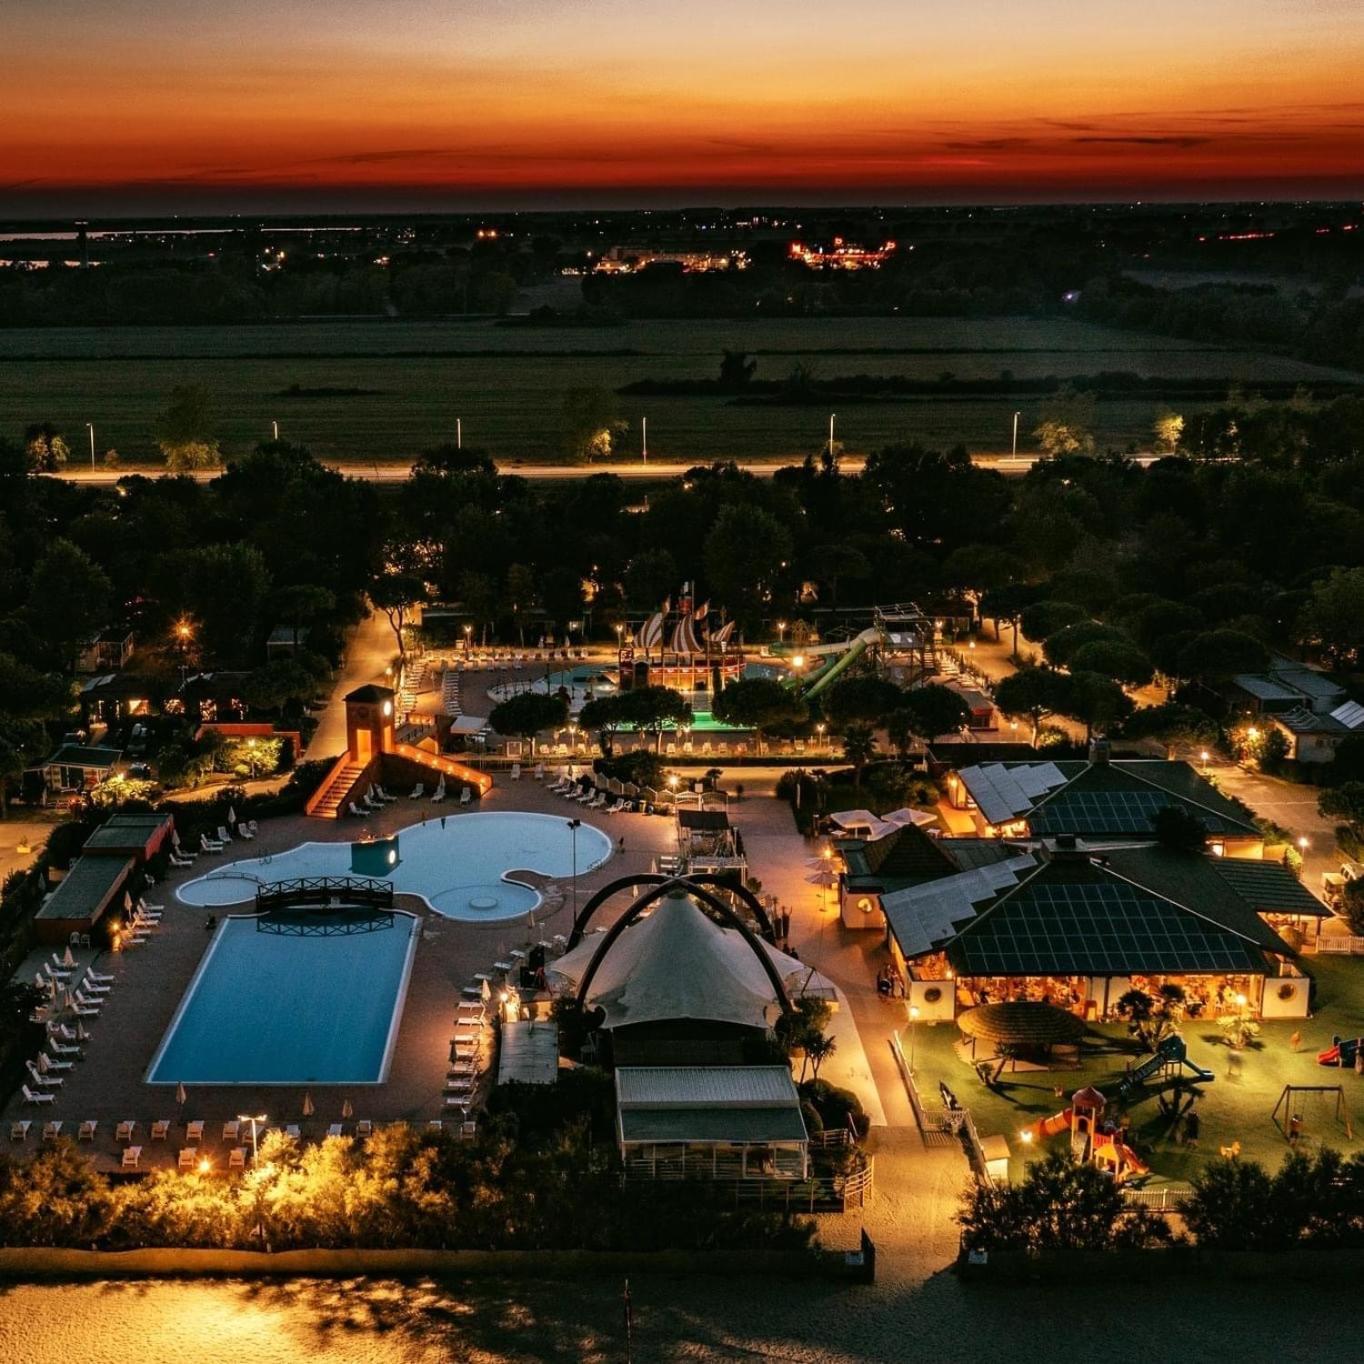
left=910, top=953, right=1364, bottom=1189
left=1, top=315, right=1358, bottom=464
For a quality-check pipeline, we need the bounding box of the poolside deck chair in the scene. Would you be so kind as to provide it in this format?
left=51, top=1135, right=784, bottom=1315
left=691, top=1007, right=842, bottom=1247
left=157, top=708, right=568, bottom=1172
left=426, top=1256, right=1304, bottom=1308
left=408, top=782, right=424, bottom=799
left=186, top=1120, right=204, bottom=1144
left=228, top=1147, right=246, bottom=1169
left=78, top=1120, right=97, bottom=1142
left=284, top=1124, right=300, bottom=1140
left=216, top=826, right=234, bottom=844
left=347, top=801, right=370, bottom=818
left=356, top=1120, right=373, bottom=1137
left=460, top=786, right=472, bottom=805
left=151, top=1119, right=170, bottom=1141
left=38, top=1052, right=73, bottom=1073
left=42, top=1121, right=63, bottom=1141
left=327, top=1123, right=344, bottom=1138
left=49, top=1040, right=81, bottom=1057
left=430, top=782, right=447, bottom=804
left=116, top=1121, right=136, bottom=1143
left=122, top=1145, right=142, bottom=1169
left=49, top=952, right=73, bottom=974
left=26, top=1063, right=60, bottom=1089
left=237, top=824, right=255, bottom=840
left=87, top=968, right=115, bottom=984
left=510, top=763, right=521, bottom=780
left=10, top=1120, right=31, bottom=1141
left=170, top=852, right=195, bottom=868
left=140, top=897, right=165, bottom=912
left=80, top=977, right=111, bottom=995
left=22, top=1086, right=56, bottom=1107
left=178, top=1148, right=198, bottom=1170
left=200, top=834, right=224, bottom=853
left=221, top=1120, right=239, bottom=1142
left=72, top=1001, right=100, bottom=1017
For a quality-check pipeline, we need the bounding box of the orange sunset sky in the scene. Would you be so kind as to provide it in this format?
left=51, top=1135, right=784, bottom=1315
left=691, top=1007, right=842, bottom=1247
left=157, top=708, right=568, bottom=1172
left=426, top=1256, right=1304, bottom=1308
left=3, top=0, right=1363, bottom=212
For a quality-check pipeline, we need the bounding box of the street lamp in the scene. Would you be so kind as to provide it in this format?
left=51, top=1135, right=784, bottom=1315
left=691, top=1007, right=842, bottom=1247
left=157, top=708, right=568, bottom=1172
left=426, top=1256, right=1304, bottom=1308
left=828, top=412, right=836, bottom=458
left=463, top=622, right=473, bottom=654
left=1201, top=749, right=1211, bottom=773
left=642, top=415, right=648, bottom=463
left=776, top=621, right=787, bottom=648
left=908, top=1004, right=921, bottom=1074
left=567, top=818, right=581, bottom=920
left=816, top=721, right=826, bottom=751
left=238, top=1112, right=267, bottom=1163
left=271, top=419, right=279, bottom=442
left=85, top=422, right=95, bottom=468
left=456, top=418, right=462, bottom=450
left=1011, top=410, right=1021, bottom=459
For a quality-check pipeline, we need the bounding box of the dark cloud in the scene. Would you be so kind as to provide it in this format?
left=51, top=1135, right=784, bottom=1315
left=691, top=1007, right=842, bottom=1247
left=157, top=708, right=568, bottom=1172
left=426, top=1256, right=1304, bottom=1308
left=1072, top=135, right=1211, bottom=147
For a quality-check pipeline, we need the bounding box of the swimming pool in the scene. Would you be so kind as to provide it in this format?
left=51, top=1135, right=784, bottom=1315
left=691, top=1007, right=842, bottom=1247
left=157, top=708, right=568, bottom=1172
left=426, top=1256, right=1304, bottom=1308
left=147, top=911, right=418, bottom=1085
left=176, top=811, right=613, bottom=922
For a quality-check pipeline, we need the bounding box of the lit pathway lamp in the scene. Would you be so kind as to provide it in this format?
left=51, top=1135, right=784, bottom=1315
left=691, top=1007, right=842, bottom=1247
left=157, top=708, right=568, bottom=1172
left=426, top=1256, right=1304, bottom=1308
left=238, top=1112, right=267, bottom=1163
left=567, top=818, right=581, bottom=918
left=908, top=1003, right=921, bottom=1075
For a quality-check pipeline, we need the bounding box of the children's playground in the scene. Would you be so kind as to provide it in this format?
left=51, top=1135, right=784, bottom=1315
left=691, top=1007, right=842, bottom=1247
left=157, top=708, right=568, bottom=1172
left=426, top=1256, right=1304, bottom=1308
left=907, top=954, right=1364, bottom=1187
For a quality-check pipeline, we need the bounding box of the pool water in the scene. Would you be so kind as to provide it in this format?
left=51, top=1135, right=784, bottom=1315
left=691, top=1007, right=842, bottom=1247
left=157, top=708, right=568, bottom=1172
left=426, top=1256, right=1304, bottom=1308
left=147, top=912, right=419, bottom=1085
left=176, top=811, right=612, bottom=921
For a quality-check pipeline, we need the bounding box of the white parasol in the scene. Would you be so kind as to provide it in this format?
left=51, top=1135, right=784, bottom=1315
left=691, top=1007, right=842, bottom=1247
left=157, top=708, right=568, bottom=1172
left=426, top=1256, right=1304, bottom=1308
left=301, top=1091, right=315, bottom=1118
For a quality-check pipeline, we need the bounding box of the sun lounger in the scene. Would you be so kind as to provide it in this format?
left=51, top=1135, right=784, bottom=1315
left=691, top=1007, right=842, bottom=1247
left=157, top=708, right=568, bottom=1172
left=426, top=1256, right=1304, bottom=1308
left=237, top=824, right=255, bottom=840
left=228, top=1147, right=246, bottom=1169
left=122, top=1146, right=142, bottom=1170
left=327, top=1123, right=344, bottom=1138
left=26, top=1063, right=61, bottom=1088
left=178, top=1148, right=198, bottom=1170
left=140, top=898, right=165, bottom=912
left=151, top=1120, right=170, bottom=1141
left=87, top=969, right=114, bottom=984
left=408, top=783, right=424, bottom=799
left=50, top=953, right=73, bottom=973
left=80, top=978, right=111, bottom=994
left=460, top=786, right=473, bottom=805
left=284, top=1124, right=301, bottom=1140
left=78, top=1120, right=97, bottom=1142
left=42, top=1121, right=63, bottom=1141
left=222, top=1120, right=240, bottom=1142
left=186, top=1120, right=204, bottom=1144
left=10, top=1120, right=31, bottom=1141
left=49, top=1041, right=81, bottom=1057
left=431, top=783, right=446, bottom=803
left=22, top=1085, right=56, bottom=1106
left=216, top=826, right=234, bottom=843
left=510, top=764, right=521, bottom=780
left=347, top=801, right=370, bottom=818
left=356, top=1120, right=373, bottom=1137
left=116, top=1121, right=136, bottom=1143
left=40, top=1052, right=75, bottom=1070
left=72, top=1002, right=100, bottom=1017
left=200, top=835, right=224, bottom=853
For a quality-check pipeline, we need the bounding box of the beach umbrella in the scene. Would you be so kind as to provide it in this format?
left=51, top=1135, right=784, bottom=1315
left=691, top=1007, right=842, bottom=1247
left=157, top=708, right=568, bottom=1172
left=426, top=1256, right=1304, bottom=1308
left=123, top=891, right=133, bottom=913
left=61, top=945, right=76, bottom=969
left=62, top=988, right=75, bottom=1012
left=33, top=971, right=46, bottom=992
left=341, top=1098, right=353, bottom=1120
left=227, top=805, right=237, bottom=826
left=302, top=1091, right=315, bottom=1118
left=175, top=1081, right=187, bottom=1107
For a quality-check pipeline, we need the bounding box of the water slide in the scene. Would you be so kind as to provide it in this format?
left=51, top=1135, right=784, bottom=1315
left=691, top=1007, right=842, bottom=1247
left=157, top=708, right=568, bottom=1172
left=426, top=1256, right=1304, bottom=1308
left=794, top=627, right=883, bottom=700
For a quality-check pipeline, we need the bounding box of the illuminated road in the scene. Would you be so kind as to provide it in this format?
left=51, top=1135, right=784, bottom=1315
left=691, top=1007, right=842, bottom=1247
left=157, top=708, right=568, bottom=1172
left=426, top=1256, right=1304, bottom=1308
left=46, top=452, right=1159, bottom=486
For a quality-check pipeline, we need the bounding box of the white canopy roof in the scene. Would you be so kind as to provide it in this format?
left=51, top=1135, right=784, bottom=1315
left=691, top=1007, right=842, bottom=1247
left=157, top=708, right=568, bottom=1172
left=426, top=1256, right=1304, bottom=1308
left=830, top=806, right=935, bottom=840
left=550, top=892, right=831, bottom=1031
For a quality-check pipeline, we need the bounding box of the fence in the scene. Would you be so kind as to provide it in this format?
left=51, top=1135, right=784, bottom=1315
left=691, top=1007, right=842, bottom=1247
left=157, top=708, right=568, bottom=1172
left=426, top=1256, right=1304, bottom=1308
left=888, top=1035, right=992, bottom=1184
left=1122, top=1186, right=1191, bottom=1213
left=1311, top=935, right=1364, bottom=955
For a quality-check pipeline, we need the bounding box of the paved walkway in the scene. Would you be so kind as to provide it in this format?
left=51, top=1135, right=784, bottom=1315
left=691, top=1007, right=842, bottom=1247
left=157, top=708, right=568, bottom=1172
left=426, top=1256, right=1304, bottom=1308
left=305, top=608, right=396, bottom=762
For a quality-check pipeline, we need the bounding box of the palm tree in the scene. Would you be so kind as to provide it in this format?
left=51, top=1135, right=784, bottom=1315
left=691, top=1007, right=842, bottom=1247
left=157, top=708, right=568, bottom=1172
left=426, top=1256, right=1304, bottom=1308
left=842, top=724, right=877, bottom=789
left=804, top=1033, right=838, bottom=1083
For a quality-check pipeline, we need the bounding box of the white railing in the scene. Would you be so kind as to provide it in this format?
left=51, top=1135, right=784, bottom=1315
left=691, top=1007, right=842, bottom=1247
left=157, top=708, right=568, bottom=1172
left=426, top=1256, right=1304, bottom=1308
left=1123, top=1185, right=1190, bottom=1212
left=1311, top=935, right=1364, bottom=955
left=889, top=1033, right=990, bottom=1184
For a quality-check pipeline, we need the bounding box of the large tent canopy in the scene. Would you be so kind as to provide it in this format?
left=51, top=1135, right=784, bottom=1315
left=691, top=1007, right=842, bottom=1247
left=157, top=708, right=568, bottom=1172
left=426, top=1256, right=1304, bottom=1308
left=551, top=892, right=832, bottom=1031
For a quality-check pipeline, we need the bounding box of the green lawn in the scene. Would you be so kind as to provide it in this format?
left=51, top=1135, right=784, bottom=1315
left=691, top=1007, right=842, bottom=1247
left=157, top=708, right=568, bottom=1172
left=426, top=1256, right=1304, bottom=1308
left=2, top=314, right=1357, bottom=464
left=907, top=956, right=1364, bottom=1187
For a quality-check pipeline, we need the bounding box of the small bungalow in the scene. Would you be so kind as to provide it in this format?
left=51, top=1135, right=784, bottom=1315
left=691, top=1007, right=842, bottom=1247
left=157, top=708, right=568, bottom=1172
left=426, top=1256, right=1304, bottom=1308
left=34, top=855, right=134, bottom=946
left=1268, top=700, right=1364, bottom=765
left=1227, top=656, right=1346, bottom=719
left=77, top=628, right=135, bottom=674
left=946, top=755, right=1263, bottom=856
left=77, top=673, right=160, bottom=725
left=615, top=1065, right=808, bottom=1181
left=40, top=743, right=122, bottom=794
left=171, top=671, right=251, bottom=724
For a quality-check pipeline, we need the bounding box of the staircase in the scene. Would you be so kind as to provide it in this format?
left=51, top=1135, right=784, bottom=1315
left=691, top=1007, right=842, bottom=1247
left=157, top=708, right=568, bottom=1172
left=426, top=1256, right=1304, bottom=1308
left=308, top=761, right=367, bottom=819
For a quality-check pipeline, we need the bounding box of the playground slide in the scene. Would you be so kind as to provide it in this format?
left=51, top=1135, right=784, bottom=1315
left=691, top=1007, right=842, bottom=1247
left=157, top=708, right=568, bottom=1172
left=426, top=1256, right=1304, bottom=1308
left=800, top=628, right=882, bottom=700
left=1021, top=1108, right=1073, bottom=1144
left=1318, top=1035, right=1363, bottom=1067
left=1118, top=1034, right=1213, bottom=1096
left=1096, top=1139, right=1149, bottom=1177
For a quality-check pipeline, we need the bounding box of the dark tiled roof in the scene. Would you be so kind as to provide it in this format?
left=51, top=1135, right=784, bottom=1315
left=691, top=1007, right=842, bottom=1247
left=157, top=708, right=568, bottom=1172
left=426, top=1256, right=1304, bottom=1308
left=1207, top=857, right=1331, bottom=918
left=44, top=745, right=120, bottom=769
left=1029, top=761, right=1259, bottom=839
left=345, top=684, right=395, bottom=703
left=946, top=854, right=1276, bottom=979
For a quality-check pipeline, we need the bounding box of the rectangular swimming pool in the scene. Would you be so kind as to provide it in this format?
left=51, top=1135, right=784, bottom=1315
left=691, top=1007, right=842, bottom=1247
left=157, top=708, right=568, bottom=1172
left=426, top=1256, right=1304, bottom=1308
left=147, top=912, right=419, bottom=1085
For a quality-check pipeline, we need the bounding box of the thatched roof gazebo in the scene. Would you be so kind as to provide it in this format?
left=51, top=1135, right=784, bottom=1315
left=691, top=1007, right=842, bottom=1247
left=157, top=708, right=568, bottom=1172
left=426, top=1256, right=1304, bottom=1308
left=957, top=1002, right=1086, bottom=1060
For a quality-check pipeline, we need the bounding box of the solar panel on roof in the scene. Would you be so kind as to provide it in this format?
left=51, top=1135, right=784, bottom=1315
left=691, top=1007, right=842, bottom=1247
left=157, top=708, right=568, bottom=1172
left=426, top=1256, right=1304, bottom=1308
left=1031, top=789, right=1239, bottom=836
left=949, top=879, right=1266, bottom=977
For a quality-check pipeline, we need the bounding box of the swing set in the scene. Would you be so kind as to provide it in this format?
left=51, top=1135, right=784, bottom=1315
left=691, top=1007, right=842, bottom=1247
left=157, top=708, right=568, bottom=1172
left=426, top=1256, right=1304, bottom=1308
left=1271, top=1084, right=1354, bottom=1144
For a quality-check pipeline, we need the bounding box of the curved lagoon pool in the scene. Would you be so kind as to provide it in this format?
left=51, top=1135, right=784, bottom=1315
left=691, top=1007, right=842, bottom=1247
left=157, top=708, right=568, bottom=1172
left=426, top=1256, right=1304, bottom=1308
left=176, top=811, right=613, bottom=921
